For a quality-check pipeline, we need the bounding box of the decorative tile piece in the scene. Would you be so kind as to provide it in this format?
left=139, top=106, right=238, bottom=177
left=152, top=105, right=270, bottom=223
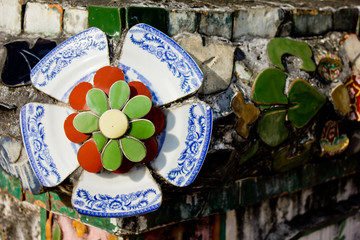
left=73, top=112, right=99, bottom=133
left=109, top=81, right=130, bottom=109
left=317, top=51, right=342, bottom=82
left=128, top=120, right=155, bottom=140
left=88, top=6, right=122, bottom=39
left=72, top=166, right=162, bottom=217
left=231, top=91, right=260, bottom=139
left=30, top=27, right=109, bottom=103
left=273, top=140, right=314, bottom=172
left=20, top=103, right=79, bottom=187
left=199, top=11, right=232, bottom=39
left=77, top=139, right=102, bottom=173
left=267, top=38, right=316, bottom=72
left=288, top=79, right=326, bottom=128
left=257, top=108, right=288, bottom=147
left=68, top=82, right=92, bottom=111
left=331, top=84, right=351, bottom=115
left=63, top=7, right=89, bottom=35
left=63, top=113, right=90, bottom=143
left=2, top=39, right=56, bottom=87
left=120, top=137, right=146, bottom=162
left=102, top=140, right=122, bottom=171
left=334, top=8, right=359, bottom=32
left=151, top=102, right=213, bottom=187
left=167, top=10, right=197, bottom=36
left=126, top=7, right=167, bottom=33
left=345, top=75, right=360, bottom=121
left=251, top=68, right=288, bottom=105
left=86, top=88, right=109, bottom=116
left=119, top=24, right=203, bottom=105
left=0, top=0, right=22, bottom=34
left=291, top=9, right=333, bottom=37
left=320, top=120, right=349, bottom=157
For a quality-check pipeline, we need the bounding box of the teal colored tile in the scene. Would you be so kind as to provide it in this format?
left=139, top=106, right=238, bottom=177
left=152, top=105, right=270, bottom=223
left=88, top=6, right=122, bottom=39
left=126, top=7, right=167, bottom=33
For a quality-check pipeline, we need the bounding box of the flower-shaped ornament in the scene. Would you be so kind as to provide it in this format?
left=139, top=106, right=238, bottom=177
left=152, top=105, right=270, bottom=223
left=20, top=24, right=213, bottom=217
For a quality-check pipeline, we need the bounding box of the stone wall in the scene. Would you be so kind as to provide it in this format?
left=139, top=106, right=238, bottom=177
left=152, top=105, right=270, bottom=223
left=1, top=0, right=360, bottom=239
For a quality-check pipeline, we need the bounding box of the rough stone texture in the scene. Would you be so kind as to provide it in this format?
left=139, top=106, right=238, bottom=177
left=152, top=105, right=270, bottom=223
left=0, top=0, right=21, bottom=34
left=24, top=2, right=63, bottom=36
left=199, top=11, right=232, bottom=39
left=233, top=8, right=284, bottom=39
left=167, top=10, right=197, bottom=36
left=0, top=193, right=40, bottom=240
left=63, top=7, right=89, bottom=35
left=175, top=33, right=235, bottom=94
left=292, top=10, right=333, bottom=36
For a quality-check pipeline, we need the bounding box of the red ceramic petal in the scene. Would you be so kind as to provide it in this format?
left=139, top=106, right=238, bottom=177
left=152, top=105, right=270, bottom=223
left=113, top=157, right=134, bottom=174
left=141, top=137, right=158, bottom=164
left=69, top=82, right=92, bottom=110
left=77, top=140, right=103, bottom=173
left=93, top=66, right=125, bottom=95
left=144, top=107, right=165, bottom=135
left=128, top=81, right=152, bottom=100
left=64, top=113, right=90, bottom=143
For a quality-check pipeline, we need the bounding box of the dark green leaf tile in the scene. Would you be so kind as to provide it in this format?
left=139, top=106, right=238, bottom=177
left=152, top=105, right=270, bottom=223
left=288, top=79, right=326, bottom=128
left=88, top=6, right=122, bottom=39
left=126, top=7, right=167, bottom=33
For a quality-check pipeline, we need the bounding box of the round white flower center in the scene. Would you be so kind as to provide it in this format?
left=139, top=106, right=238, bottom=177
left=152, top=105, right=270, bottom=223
left=99, top=109, right=128, bottom=139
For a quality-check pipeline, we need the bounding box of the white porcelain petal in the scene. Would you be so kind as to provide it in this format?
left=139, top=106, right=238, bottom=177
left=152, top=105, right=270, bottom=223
left=151, top=102, right=213, bottom=187
left=20, top=103, right=80, bottom=187
left=30, top=27, right=109, bottom=103
left=72, top=166, right=162, bottom=217
left=118, top=24, right=203, bottom=106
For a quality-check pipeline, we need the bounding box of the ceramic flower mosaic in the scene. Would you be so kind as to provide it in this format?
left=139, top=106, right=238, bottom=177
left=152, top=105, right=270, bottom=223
left=20, top=24, right=213, bottom=217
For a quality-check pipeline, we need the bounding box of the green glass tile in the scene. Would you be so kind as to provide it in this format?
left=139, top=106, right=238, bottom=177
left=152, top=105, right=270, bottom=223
left=52, top=222, right=62, bottom=240
left=129, top=119, right=155, bottom=140
left=93, top=132, right=108, bottom=151
left=102, top=140, right=122, bottom=171
left=88, top=6, right=122, bottom=39
left=73, top=112, right=99, bottom=133
left=126, top=7, right=167, bottom=33
left=86, top=88, right=109, bottom=116
left=123, top=95, right=152, bottom=119
left=109, top=81, right=130, bottom=109
left=267, top=38, right=316, bottom=72
left=257, top=108, right=288, bottom=147
left=120, top=137, right=146, bottom=162
left=288, top=79, right=326, bottom=128
left=252, top=68, right=288, bottom=105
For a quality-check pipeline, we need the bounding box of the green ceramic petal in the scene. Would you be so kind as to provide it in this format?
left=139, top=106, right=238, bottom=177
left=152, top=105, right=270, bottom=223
left=93, top=132, right=108, bottom=151
left=86, top=88, right=109, bottom=116
left=257, top=108, right=288, bottom=147
left=120, top=137, right=146, bottom=162
left=128, top=119, right=155, bottom=140
left=101, top=140, right=122, bottom=171
left=288, top=79, right=326, bottom=128
left=73, top=112, right=99, bottom=133
left=122, top=95, right=152, bottom=119
left=52, top=222, right=62, bottom=240
left=109, top=81, right=130, bottom=109
left=267, top=38, right=316, bottom=72
left=252, top=68, right=288, bottom=105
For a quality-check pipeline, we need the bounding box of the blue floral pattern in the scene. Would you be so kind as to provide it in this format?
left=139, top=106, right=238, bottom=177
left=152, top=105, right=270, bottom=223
left=20, top=104, right=60, bottom=186
left=167, top=103, right=213, bottom=186
left=73, top=188, right=161, bottom=217
left=31, top=28, right=107, bottom=87
left=128, top=24, right=202, bottom=95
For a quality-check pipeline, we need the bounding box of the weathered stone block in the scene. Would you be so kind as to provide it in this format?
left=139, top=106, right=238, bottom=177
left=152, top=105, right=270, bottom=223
left=24, top=3, right=63, bottom=36
left=167, top=10, right=197, bottom=36
left=233, top=8, right=284, bottom=39
left=64, top=7, right=88, bottom=35
left=175, top=33, right=235, bottom=94
left=334, top=8, right=359, bottom=33
left=0, top=0, right=21, bottom=34
left=292, top=10, right=333, bottom=36
left=199, top=11, right=232, bottom=39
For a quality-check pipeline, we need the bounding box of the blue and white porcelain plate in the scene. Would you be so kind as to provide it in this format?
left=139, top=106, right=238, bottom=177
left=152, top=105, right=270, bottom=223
left=72, top=166, right=162, bottom=217
left=151, top=102, right=213, bottom=187
left=20, top=103, right=80, bottom=187
left=118, top=24, right=203, bottom=106
left=30, top=27, right=109, bottom=103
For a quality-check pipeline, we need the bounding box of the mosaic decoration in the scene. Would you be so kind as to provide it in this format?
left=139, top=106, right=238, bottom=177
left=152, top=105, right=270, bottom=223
left=317, top=51, right=342, bottom=82
left=320, top=120, right=349, bottom=157
left=231, top=91, right=260, bottom=138
left=345, top=75, right=360, bottom=121
left=331, top=84, right=351, bottom=115
left=20, top=25, right=213, bottom=218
